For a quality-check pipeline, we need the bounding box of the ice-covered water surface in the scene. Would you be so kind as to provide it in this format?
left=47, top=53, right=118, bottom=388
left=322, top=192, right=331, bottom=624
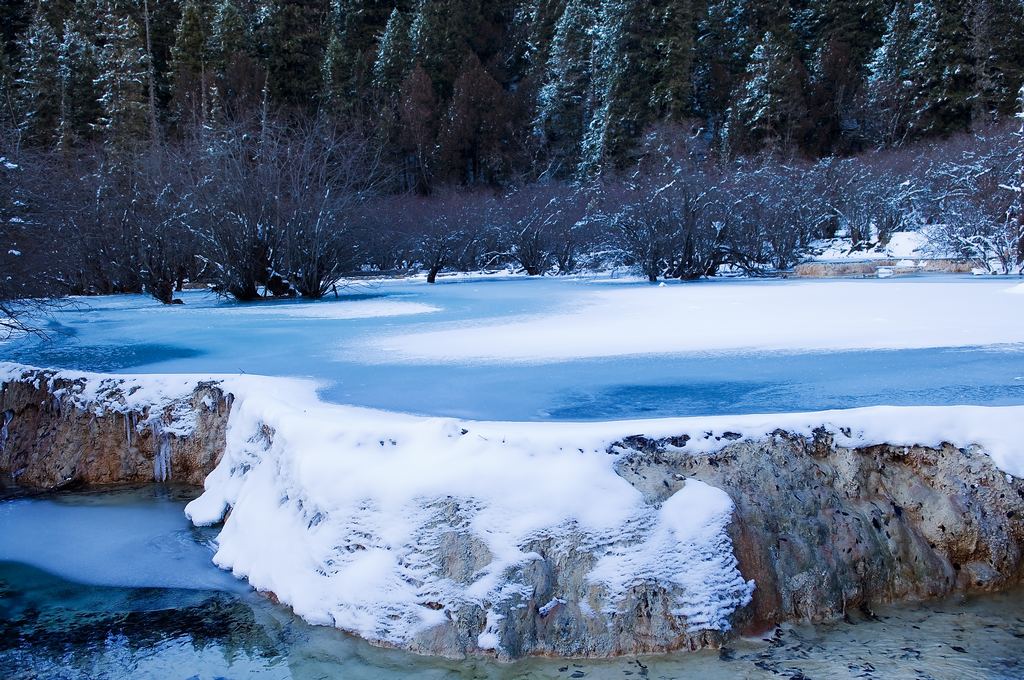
left=3, top=275, right=1024, bottom=420
left=2, top=489, right=1023, bottom=680
left=0, top=486, right=243, bottom=592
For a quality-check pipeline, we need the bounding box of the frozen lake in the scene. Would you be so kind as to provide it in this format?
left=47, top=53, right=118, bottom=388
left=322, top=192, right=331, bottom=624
left=4, top=275, right=1024, bottom=420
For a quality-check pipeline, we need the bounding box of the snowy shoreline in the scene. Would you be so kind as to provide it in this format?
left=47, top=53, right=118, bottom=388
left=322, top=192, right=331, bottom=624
left=5, top=360, right=1024, bottom=477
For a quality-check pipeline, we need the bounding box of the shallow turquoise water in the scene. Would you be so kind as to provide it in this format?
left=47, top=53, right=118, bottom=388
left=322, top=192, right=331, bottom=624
left=3, top=276, right=1024, bottom=420
left=2, top=488, right=1023, bottom=679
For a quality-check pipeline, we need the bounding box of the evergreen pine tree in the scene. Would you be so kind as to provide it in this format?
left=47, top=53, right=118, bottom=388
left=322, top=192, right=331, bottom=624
left=372, top=8, right=411, bottom=95
left=321, top=1, right=396, bottom=112
left=909, top=0, right=974, bottom=136
left=69, top=0, right=104, bottom=45
left=534, top=0, right=595, bottom=174
left=170, top=0, right=212, bottom=126
left=727, top=30, right=807, bottom=153
left=321, top=26, right=351, bottom=105
left=57, top=17, right=101, bottom=147
left=211, top=0, right=248, bottom=66
left=511, top=0, right=567, bottom=83
left=969, top=0, right=1024, bottom=119
left=409, top=0, right=481, bottom=98
left=581, top=0, right=700, bottom=174
left=644, top=0, right=699, bottom=122
left=694, top=0, right=750, bottom=126
left=16, top=9, right=61, bottom=146
left=866, top=0, right=916, bottom=146
left=94, top=0, right=152, bottom=159
left=0, top=49, right=17, bottom=129
left=39, top=0, right=78, bottom=35
left=398, top=64, right=437, bottom=192
left=339, top=0, right=399, bottom=57
left=1, top=0, right=33, bottom=65
left=250, top=0, right=276, bottom=61
left=268, top=0, right=330, bottom=107
left=209, top=0, right=260, bottom=116
left=804, top=0, right=886, bottom=152
left=439, top=53, right=509, bottom=184
left=579, top=0, right=628, bottom=175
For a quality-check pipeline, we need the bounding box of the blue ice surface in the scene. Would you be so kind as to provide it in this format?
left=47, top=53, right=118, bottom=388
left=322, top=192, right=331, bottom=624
left=3, top=275, right=1024, bottom=421
left=0, top=487, right=243, bottom=591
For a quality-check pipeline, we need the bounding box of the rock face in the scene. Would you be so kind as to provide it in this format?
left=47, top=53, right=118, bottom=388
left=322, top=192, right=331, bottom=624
left=354, top=433, right=1024, bottom=659
left=612, top=431, right=1024, bottom=635
left=790, top=258, right=973, bottom=278
left=391, top=496, right=744, bottom=659
left=0, top=367, right=231, bottom=488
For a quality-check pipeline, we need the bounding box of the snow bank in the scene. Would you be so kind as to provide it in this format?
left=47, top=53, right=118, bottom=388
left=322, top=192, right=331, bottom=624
left=885, top=231, right=930, bottom=258
left=365, top=279, right=1024, bottom=362
left=806, top=230, right=944, bottom=262
left=184, top=378, right=756, bottom=647
left=177, top=371, right=1024, bottom=651
left=587, top=480, right=746, bottom=630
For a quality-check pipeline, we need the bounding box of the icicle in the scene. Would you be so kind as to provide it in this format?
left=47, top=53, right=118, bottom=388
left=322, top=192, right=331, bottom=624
left=0, top=410, right=12, bottom=453
left=152, top=421, right=172, bottom=483
left=125, top=413, right=132, bottom=446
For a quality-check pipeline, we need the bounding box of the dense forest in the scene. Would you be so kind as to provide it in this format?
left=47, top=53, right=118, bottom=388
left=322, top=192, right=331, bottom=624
left=4, top=0, right=1023, bottom=171
left=1, top=0, right=1023, bottom=313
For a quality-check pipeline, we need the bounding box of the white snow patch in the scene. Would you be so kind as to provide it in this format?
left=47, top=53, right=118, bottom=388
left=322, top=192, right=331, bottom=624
left=218, top=299, right=440, bottom=320
left=364, top=279, right=1024, bottom=363
left=538, top=598, right=567, bottom=617
left=588, top=480, right=753, bottom=630
left=806, top=230, right=944, bottom=262
left=477, top=610, right=504, bottom=650
left=884, top=231, right=931, bottom=258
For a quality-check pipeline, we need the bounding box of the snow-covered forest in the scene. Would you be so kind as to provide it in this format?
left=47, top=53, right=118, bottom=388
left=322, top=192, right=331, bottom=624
left=1, top=0, right=1023, bottom=308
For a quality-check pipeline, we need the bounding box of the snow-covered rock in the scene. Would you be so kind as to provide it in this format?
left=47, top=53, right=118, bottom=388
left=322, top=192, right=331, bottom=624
left=4, top=363, right=1024, bottom=659
left=0, top=363, right=232, bottom=487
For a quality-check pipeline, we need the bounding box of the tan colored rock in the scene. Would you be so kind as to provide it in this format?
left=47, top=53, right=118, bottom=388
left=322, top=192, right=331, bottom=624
left=610, top=430, right=1024, bottom=635
left=791, top=258, right=974, bottom=278
left=1, top=368, right=231, bottom=488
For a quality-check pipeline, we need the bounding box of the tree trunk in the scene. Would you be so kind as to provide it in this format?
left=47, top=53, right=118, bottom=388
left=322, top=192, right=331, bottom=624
left=152, top=279, right=175, bottom=304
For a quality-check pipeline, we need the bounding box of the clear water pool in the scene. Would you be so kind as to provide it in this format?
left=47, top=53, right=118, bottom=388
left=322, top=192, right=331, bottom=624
left=2, top=487, right=1022, bottom=679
